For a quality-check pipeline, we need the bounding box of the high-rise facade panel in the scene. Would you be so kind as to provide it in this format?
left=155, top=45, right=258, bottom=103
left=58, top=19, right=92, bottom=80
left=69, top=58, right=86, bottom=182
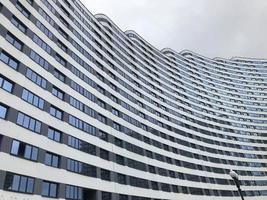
left=0, top=0, right=266, bottom=199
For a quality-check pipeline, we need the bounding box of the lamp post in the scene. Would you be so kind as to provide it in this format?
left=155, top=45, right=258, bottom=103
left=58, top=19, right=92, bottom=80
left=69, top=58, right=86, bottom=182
left=229, top=170, right=244, bottom=200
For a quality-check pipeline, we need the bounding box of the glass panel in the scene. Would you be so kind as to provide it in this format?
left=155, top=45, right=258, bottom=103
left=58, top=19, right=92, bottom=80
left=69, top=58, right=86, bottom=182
left=50, top=183, right=57, bottom=197
left=54, top=131, right=60, bottom=142
left=29, top=118, right=36, bottom=131
left=26, top=178, right=34, bottom=193
left=24, top=145, right=32, bottom=159
left=3, top=80, right=12, bottom=92
left=41, top=181, right=49, bottom=196
left=39, top=99, right=44, bottom=109
left=11, top=175, right=20, bottom=191
left=52, top=156, right=58, bottom=167
left=45, top=153, right=52, bottom=166
left=19, top=176, right=27, bottom=192
left=31, top=147, right=38, bottom=160
left=28, top=93, right=33, bottom=103
left=0, top=52, right=9, bottom=63
left=47, top=128, right=54, bottom=139
left=10, top=140, right=20, bottom=155
left=9, top=59, right=18, bottom=69
left=23, top=115, right=30, bottom=128
left=0, top=105, right=7, bottom=118
left=16, top=113, right=24, bottom=125
left=35, top=121, right=41, bottom=133
left=0, top=77, right=3, bottom=86
left=22, top=89, right=28, bottom=100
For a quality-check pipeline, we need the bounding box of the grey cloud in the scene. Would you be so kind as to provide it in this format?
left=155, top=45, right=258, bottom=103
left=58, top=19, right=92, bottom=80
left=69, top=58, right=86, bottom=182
left=81, top=0, right=267, bottom=59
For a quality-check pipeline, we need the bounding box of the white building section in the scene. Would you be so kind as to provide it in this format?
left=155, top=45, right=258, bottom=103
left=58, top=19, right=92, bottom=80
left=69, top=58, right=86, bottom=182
left=0, top=0, right=266, bottom=199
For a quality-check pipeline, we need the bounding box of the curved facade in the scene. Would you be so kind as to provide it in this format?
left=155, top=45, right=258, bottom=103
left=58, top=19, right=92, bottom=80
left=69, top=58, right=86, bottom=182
left=0, top=0, right=266, bottom=200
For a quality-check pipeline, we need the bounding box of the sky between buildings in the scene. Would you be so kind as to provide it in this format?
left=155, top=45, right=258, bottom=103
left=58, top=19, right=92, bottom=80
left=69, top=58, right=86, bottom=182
left=80, top=0, right=267, bottom=59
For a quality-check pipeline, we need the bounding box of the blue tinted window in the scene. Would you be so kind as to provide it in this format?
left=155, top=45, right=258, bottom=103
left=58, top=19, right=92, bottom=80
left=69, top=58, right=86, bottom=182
left=0, top=51, right=19, bottom=70
left=10, top=140, right=38, bottom=161
left=6, top=32, right=23, bottom=50
left=26, top=68, right=47, bottom=89
left=4, top=172, right=34, bottom=193
left=16, top=1, right=30, bottom=18
left=16, top=112, right=41, bottom=133
left=11, top=16, right=27, bottom=33
left=42, top=181, right=58, bottom=197
left=21, top=89, right=44, bottom=109
left=47, top=127, right=61, bottom=142
left=0, top=104, right=8, bottom=119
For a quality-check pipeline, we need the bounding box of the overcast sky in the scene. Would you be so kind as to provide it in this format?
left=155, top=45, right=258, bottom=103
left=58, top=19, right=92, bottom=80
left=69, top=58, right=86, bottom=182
left=80, top=0, right=267, bottom=59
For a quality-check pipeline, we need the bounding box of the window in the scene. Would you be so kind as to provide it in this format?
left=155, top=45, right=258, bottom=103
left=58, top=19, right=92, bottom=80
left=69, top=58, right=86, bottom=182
left=69, top=115, right=83, bottom=129
left=98, top=130, right=108, bottom=141
left=32, top=34, right=51, bottom=54
left=58, top=27, right=68, bottom=39
left=67, top=159, right=81, bottom=173
left=98, top=114, right=106, bottom=124
left=6, top=32, right=23, bottom=50
left=10, top=140, right=38, bottom=161
left=0, top=76, right=13, bottom=92
left=139, top=112, right=145, bottom=119
left=100, top=149, right=109, bottom=160
left=52, top=87, right=64, bottom=99
left=137, top=101, right=143, bottom=107
left=4, top=172, right=34, bottom=193
left=113, top=122, right=120, bottom=131
left=116, top=155, right=125, bottom=165
left=44, top=152, right=60, bottom=168
left=16, top=112, right=41, bottom=133
left=26, top=68, right=47, bottom=88
left=151, top=182, right=159, bottom=190
left=16, top=1, right=30, bottom=18
left=112, top=108, right=119, bottom=116
left=109, top=83, right=116, bottom=91
left=30, top=50, right=49, bottom=70
left=101, top=169, right=110, bottom=181
left=148, top=165, right=156, bottom=174
left=97, top=99, right=105, bottom=108
left=26, top=0, right=33, bottom=5
left=64, top=0, right=71, bottom=8
left=119, top=194, right=128, bottom=200
left=38, top=7, right=55, bottom=26
left=102, top=192, right=111, bottom=200
left=68, top=115, right=96, bottom=135
left=114, top=138, right=123, bottom=147
left=21, top=88, right=44, bottom=109
left=59, top=15, right=69, bottom=27
left=42, top=0, right=56, bottom=14
left=54, top=69, right=65, bottom=82
left=55, top=54, right=66, bottom=66
left=60, top=5, right=70, bottom=17
left=110, top=95, right=117, bottom=103
left=50, top=106, right=63, bottom=120
left=161, top=183, right=170, bottom=192
left=0, top=104, right=8, bottom=119
left=69, top=96, right=83, bottom=111
left=42, top=181, right=58, bottom=198
left=117, top=173, right=126, bottom=184
left=0, top=51, right=19, bottom=70
left=47, top=127, right=61, bottom=142
left=66, top=185, right=82, bottom=200
left=11, top=16, right=27, bottom=33
left=97, top=86, right=105, bottom=94
left=57, top=40, right=67, bottom=52
left=67, top=159, right=97, bottom=177
left=80, top=142, right=96, bottom=155
left=36, top=20, right=53, bottom=39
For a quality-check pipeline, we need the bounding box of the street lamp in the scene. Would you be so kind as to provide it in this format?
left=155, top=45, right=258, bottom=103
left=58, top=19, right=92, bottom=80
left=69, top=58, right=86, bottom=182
left=229, top=170, right=245, bottom=200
